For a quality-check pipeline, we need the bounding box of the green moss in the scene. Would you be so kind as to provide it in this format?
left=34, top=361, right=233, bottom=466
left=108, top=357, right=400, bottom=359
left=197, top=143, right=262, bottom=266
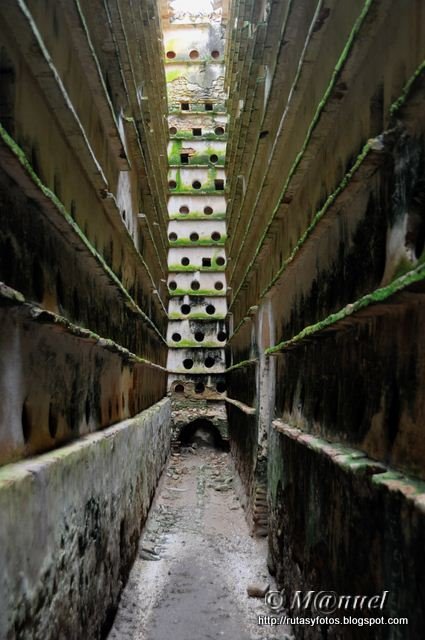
left=166, top=69, right=181, bottom=83
left=169, top=156, right=225, bottom=167
left=167, top=263, right=226, bottom=272
left=232, top=61, right=425, bottom=338
left=169, top=212, right=226, bottom=221
left=169, top=235, right=226, bottom=246
left=169, top=312, right=226, bottom=320
left=390, top=60, right=425, bottom=116
left=266, top=261, right=425, bottom=355
left=0, top=124, right=167, bottom=343
left=1, top=284, right=167, bottom=372
left=225, top=358, right=257, bottom=373
left=171, top=368, right=222, bottom=375
left=168, top=139, right=182, bottom=164
left=259, top=142, right=372, bottom=298
left=229, top=0, right=375, bottom=310
left=171, top=131, right=227, bottom=141
left=169, top=288, right=225, bottom=297
left=168, top=340, right=220, bottom=348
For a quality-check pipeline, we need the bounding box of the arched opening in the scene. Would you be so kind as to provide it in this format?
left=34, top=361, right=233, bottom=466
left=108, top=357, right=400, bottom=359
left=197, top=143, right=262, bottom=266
left=179, top=418, right=227, bottom=450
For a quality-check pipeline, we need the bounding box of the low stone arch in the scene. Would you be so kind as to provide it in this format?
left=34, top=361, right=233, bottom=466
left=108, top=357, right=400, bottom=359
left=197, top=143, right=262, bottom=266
left=173, top=417, right=228, bottom=450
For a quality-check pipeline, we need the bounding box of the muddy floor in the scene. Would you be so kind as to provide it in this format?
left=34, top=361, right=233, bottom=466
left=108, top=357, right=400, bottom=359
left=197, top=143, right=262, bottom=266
left=108, top=446, right=292, bottom=640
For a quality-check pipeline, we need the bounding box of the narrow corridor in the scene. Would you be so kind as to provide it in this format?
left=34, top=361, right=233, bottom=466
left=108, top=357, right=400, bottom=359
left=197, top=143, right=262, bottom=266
left=109, top=445, right=291, bottom=640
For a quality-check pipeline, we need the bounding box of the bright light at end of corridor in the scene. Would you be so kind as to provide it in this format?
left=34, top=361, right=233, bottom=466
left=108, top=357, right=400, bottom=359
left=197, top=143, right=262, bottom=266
left=170, top=0, right=215, bottom=14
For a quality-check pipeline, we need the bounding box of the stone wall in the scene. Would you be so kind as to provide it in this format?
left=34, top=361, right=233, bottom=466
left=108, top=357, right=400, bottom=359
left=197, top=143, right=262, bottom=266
left=0, top=0, right=170, bottom=464
left=0, top=398, right=171, bottom=640
left=224, top=0, right=425, bottom=635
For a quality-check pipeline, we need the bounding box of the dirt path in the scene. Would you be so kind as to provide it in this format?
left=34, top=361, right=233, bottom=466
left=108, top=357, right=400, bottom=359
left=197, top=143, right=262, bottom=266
left=108, top=447, right=292, bottom=640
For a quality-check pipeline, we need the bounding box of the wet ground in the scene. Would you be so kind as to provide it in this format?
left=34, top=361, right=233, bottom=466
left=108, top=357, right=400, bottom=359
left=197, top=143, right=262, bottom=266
left=108, top=446, right=292, bottom=640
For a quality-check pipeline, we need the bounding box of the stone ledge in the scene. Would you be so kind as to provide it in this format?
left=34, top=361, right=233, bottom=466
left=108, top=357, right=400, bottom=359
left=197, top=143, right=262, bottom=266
left=0, top=398, right=171, bottom=640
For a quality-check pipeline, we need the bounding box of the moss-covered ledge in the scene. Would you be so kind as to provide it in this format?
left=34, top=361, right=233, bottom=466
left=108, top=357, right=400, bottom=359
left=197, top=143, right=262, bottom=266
left=266, top=262, right=425, bottom=355
left=0, top=125, right=167, bottom=342
left=0, top=282, right=168, bottom=371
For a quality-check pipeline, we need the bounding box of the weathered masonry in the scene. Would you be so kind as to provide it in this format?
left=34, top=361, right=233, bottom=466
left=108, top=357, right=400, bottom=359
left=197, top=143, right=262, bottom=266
left=161, top=1, right=230, bottom=443
left=0, top=1, right=425, bottom=639
left=224, top=2, right=425, bottom=638
left=0, top=2, right=171, bottom=637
